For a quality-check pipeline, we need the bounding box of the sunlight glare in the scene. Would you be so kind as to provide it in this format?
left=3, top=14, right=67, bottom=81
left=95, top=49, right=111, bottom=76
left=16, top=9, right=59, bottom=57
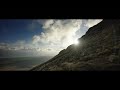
left=74, top=40, right=79, bottom=45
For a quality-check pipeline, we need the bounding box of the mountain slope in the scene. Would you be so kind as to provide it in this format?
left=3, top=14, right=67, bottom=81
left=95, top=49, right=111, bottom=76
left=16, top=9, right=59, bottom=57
left=32, top=20, right=120, bottom=71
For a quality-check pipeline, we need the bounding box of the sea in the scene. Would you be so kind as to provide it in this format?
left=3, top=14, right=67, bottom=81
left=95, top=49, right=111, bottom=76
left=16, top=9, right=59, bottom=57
left=0, top=56, right=53, bottom=71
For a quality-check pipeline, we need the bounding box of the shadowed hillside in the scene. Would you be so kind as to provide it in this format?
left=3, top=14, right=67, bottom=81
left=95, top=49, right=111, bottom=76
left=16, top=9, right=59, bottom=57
left=32, top=20, right=120, bottom=71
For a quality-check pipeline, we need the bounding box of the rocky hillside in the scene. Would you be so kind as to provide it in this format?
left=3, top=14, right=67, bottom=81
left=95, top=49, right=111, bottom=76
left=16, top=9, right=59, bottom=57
left=32, top=20, right=120, bottom=71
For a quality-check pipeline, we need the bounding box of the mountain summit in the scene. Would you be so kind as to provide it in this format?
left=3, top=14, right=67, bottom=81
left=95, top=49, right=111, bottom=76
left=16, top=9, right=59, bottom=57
left=32, top=20, right=120, bottom=71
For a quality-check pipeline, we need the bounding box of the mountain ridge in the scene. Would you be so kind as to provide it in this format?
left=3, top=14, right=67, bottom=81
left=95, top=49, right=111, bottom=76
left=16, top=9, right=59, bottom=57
left=32, top=20, right=120, bottom=71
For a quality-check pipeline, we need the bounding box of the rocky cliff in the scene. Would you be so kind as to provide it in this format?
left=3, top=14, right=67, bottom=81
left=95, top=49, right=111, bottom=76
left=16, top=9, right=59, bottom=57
left=32, top=20, right=120, bottom=71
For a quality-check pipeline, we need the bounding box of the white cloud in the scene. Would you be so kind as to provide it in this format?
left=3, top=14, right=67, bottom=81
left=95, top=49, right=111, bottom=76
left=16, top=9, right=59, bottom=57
left=32, top=35, right=40, bottom=44
left=0, top=19, right=103, bottom=57
left=85, top=19, right=102, bottom=28
left=32, top=20, right=82, bottom=49
left=31, top=19, right=103, bottom=55
left=42, top=19, right=54, bottom=29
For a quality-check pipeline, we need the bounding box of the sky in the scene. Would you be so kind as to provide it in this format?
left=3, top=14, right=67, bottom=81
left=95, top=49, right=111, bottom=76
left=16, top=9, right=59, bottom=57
left=0, top=19, right=102, bottom=57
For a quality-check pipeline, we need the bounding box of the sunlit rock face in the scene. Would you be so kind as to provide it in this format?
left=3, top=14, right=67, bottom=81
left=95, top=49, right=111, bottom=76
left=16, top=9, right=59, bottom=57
left=32, top=20, right=120, bottom=71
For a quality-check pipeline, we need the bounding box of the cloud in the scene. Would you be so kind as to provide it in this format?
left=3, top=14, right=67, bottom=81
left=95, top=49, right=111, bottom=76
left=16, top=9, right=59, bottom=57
left=32, top=35, right=40, bottom=44
left=31, top=19, right=103, bottom=55
left=0, top=40, right=55, bottom=57
left=32, top=20, right=82, bottom=48
left=0, top=19, right=103, bottom=57
left=85, top=19, right=102, bottom=28
left=42, top=19, right=54, bottom=29
left=0, top=43, right=8, bottom=50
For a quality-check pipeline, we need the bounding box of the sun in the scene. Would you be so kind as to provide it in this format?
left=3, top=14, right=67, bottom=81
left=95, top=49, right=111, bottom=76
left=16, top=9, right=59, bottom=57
left=74, top=40, right=79, bottom=45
